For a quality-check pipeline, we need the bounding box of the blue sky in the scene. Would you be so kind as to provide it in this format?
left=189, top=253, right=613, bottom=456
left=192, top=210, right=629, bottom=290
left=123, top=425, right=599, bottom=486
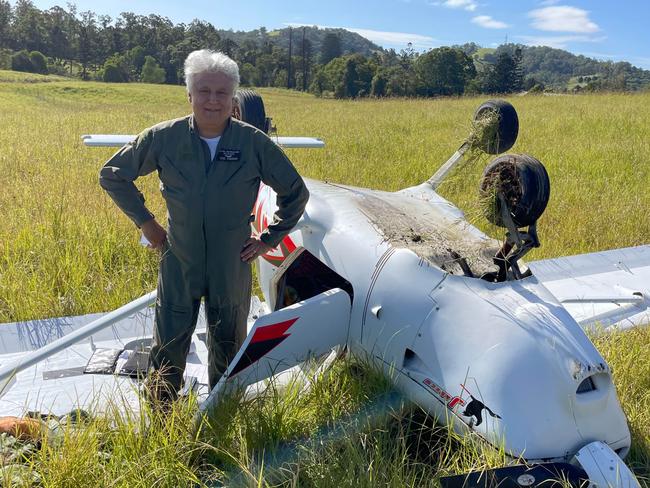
left=29, top=0, right=650, bottom=69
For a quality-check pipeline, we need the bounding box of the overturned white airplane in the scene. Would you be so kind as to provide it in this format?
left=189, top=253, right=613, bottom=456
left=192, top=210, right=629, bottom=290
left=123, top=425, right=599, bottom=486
left=1, top=93, right=647, bottom=487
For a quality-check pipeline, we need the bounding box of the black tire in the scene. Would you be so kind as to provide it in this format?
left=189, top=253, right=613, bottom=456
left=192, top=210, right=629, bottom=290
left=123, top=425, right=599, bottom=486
left=473, top=99, right=519, bottom=154
left=234, top=89, right=270, bottom=133
left=480, top=153, right=550, bottom=228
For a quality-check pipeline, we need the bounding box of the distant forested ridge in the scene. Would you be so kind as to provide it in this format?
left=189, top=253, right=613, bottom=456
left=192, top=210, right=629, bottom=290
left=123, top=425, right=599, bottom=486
left=217, top=26, right=381, bottom=58
left=460, top=42, right=650, bottom=92
left=1, top=0, right=648, bottom=97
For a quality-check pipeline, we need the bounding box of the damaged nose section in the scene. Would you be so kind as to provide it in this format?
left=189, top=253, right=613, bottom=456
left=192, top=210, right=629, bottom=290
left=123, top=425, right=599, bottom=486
left=440, top=441, right=640, bottom=488
left=411, top=273, right=639, bottom=485
left=429, top=290, right=640, bottom=486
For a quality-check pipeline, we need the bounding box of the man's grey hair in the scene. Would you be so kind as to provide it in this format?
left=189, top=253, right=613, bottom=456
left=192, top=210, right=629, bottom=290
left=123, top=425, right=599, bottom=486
left=184, top=49, right=240, bottom=93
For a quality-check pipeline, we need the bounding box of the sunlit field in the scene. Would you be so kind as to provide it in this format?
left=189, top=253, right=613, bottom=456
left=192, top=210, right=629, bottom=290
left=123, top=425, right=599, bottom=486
left=0, top=71, right=648, bottom=486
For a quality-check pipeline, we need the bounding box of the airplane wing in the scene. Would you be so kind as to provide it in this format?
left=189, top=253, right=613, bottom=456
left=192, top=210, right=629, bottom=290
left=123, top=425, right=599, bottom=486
left=198, top=288, right=351, bottom=416
left=81, top=134, right=324, bottom=149
left=81, top=134, right=134, bottom=147
left=528, top=245, right=650, bottom=332
left=270, top=136, right=325, bottom=148
left=0, top=294, right=271, bottom=414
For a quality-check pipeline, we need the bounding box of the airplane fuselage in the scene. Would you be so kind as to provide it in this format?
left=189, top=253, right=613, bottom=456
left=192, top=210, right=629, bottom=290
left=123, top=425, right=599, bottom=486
left=254, top=178, right=631, bottom=462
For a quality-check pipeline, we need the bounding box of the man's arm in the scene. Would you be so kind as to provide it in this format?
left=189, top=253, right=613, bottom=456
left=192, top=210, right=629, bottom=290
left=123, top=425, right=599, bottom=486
left=256, top=136, right=310, bottom=248
left=99, top=129, right=166, bottom=248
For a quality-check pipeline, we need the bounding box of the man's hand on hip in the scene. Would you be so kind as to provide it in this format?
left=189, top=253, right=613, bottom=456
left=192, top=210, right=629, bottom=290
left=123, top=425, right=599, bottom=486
left=140, top=219, right=167, bottom=251
left=240, top=237, right=272, bottom=263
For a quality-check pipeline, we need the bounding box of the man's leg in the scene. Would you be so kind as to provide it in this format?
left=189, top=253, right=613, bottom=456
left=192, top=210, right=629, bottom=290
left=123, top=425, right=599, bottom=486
left=205, top=232, right=253, bottom=390
left=148, top=246, right=200, bottom=402
left=205, top=297, right=250, bottom=390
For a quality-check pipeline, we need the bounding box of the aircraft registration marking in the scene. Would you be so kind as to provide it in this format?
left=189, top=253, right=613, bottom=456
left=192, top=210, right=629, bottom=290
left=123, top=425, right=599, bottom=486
left=423, top=378, right=466, bottom=410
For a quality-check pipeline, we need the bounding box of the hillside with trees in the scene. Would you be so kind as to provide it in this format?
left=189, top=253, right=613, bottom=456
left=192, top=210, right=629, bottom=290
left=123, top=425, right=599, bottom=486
left=218, top=26, right=381, bottom=61
left=467, top=44, right=650, bottom=92
left=1, top=0, right=648, bottom=98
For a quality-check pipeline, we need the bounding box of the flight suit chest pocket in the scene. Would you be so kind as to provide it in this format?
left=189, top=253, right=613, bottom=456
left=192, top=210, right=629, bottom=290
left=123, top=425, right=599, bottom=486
left=158, top=156, right=191, bottom=195
left=224, top=159, right=259, bottom=187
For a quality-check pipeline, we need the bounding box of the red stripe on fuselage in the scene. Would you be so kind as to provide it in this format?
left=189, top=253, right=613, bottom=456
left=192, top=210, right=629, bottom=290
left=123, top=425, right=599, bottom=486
left=283, top=235, right=297, bottom=253
left=250, top=318, right=299, bottom=344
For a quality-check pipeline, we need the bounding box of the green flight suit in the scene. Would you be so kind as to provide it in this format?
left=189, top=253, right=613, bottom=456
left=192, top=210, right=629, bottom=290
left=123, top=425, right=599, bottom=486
left=99, top=115, right=309, bottom=396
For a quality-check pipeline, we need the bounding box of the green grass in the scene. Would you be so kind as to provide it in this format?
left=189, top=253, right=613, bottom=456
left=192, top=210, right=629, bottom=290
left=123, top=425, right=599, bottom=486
left=0, top=72, right=649, bottom=485
left=0, top=71, right=70, bottom=83
left=3, top=360, right=516, bottom=487
left=1, top=74, right=649, bottom=321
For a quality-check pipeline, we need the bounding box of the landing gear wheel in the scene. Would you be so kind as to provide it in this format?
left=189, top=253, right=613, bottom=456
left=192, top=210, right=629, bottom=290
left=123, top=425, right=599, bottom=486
left=473, top=99, right=519, bottom=154
left=480, top=153, right=550, bottom=228
left=234, top=89, right=271, bottom=134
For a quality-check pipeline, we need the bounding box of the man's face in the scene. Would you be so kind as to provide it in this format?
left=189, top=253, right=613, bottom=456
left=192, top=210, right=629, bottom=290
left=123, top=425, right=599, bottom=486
left=188, top=71, right=235, bottom=135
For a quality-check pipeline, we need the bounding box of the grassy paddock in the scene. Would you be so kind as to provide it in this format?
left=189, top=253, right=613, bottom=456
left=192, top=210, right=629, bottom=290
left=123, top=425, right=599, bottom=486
left=1, top=76, right=649, bottom=321
left=0, top=73, right=648, bottom=485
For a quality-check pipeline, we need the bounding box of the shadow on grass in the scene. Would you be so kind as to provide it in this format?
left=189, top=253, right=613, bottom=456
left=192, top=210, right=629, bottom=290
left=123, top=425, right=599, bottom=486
left=193, top=360, right=499, bottom=487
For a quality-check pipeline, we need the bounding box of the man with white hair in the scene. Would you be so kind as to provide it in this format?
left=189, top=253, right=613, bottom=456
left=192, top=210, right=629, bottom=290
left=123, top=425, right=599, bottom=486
left=99, top=50, right=309, bottom=402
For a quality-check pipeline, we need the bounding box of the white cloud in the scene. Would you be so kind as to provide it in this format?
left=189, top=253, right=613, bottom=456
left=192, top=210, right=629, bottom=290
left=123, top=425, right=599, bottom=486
left=517, top=34, right=605, bottom=49
left=284, top=23, right=439, bottom=50
left=528, top=6, right=599, bottom=33
left=472, top=15, right=509, bottom=29
left=345, top=27, right=438, bottom=49
left=430, top=0, right=478, bottom=12
left=538, top=0, right=560, bottom=5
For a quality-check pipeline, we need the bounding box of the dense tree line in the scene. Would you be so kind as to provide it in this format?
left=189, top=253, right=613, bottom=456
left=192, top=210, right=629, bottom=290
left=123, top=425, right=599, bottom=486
left=309, top=45, right=527, bottom=97
left=1, top=1, right=648, bottom=97
left=0, top=1, right=379, bottom=88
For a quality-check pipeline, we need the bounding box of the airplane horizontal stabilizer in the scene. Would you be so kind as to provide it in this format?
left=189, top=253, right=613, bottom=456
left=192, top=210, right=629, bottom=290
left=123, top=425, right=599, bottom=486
left=81, top=134, right=324, bottom=149
left=271, top=136, right=325, bottom=148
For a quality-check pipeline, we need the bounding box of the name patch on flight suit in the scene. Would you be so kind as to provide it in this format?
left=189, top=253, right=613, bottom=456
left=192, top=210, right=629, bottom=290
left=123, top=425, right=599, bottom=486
left=217, top=149, right=241, bottom=161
